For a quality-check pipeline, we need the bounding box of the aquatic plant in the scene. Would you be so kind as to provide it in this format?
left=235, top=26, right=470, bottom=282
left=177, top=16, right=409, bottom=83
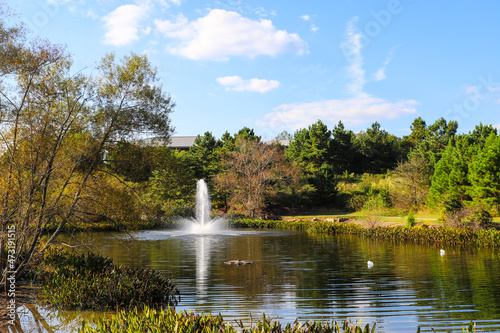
left=231, top=218, right=500, bottom=247
left=79, top=306, right=378, bottom=333
left=39, top=248, right=180, bottom=310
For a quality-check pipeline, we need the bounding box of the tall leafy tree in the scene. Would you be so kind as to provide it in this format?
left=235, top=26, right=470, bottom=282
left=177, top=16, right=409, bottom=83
left=0, top=13, right=174, bottom=285
left=106, top=141, right=157, bottom=182
left=146, top=149, right=195, bottom=218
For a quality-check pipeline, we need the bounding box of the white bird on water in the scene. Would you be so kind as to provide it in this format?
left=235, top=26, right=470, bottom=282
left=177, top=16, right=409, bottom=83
left=440, top=249, right=445, bottom=256
left=367, top=261, right=374, bottom=268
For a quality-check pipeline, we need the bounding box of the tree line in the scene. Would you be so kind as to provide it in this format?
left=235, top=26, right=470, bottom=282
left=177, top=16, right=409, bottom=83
left=105, top=116, right=499, bottom=225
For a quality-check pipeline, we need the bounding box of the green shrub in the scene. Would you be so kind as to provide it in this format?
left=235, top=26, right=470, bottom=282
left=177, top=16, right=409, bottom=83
left=348, top=193, right=367, bottom=211
left=406, top=209, right=416, bottom=228
left=39, top=248, right=180, bottom=310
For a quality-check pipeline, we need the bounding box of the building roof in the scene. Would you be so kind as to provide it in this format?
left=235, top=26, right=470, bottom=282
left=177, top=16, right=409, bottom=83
left=167, top=136, right=197, bottom=149
left=137, top=136, right=290, bottom=149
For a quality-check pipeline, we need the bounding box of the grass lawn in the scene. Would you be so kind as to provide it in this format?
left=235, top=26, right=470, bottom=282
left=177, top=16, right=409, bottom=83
left=283, top=210, right=500, bottom=226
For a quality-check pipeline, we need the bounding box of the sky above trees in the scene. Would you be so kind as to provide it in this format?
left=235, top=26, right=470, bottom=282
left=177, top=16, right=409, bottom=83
left=6, top=0, right=500, bottom=139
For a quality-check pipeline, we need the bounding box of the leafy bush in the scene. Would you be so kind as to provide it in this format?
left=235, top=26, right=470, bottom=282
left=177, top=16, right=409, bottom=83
left=406, top=209, right=416, bottom=228
left=445, top=206, right=492, bottom=230
left=348, top=194, right=367, bottom=211
left=39, top=248, right=180, bottom=310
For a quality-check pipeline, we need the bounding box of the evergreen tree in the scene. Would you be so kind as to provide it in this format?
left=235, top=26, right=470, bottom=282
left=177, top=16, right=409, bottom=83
left=353, top=122, right=402, bottom=174
left=331, top=121, right=357, bottom=174
left=287, top=120, right=333, bottom=175
left=410, top=117, right=458, bottom=168
left=427, top=137, right=471, bottom=210
left=469, top=132, right=500, bottom=213
left=187, top=131, right=222, bottom=182
left=286, top=120, right=337, bottom=205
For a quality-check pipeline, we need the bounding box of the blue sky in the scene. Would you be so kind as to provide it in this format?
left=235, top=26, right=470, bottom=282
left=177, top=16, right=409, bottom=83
left=6, top=0, right=500, bottom=139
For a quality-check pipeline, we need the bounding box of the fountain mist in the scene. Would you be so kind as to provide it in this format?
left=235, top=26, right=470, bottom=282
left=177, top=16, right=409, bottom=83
left=181, top=179, right=224, bottom=234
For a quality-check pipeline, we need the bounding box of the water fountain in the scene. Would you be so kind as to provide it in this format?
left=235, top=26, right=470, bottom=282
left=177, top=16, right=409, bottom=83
left=181, top=179, right=225, bottom=234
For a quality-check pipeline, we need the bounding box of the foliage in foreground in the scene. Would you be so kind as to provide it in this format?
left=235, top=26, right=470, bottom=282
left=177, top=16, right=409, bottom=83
left=39, top=248, right=180, bottom=310
left=79, top=306, right=378, bottom=333
left=231, top=219, right=500, bottom=247
left=79, top=307, right=482, bottom=333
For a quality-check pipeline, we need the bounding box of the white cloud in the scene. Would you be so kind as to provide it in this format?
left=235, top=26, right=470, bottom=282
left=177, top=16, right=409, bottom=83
left=154, top=14, right=192, bottom=39
left=310, top=25, right=319, bottom=32
left=464, top=84, right=500, bottom=102
left=217, top=76, right=280, bottom=93
left=166, top=0, right=183, bottom=5
left=151, top=0, right=184, bottom=7
left=260, top=97, right=418, bottom=130
left=155, top=9, right=308, bottom=61
left=86, top=9, right=99, bottom=20
left=465, top=85, right=478, bottom=95
left=341, top=17, right=366, bottom=97
left=102, top=4, right=148, bottom=46
left=301, top=14, right=310, bottom=21
left=372, top=68, right=386, bottom=81
left=372, top=47, right=398, bottom=82
left=494, top=124, right=500, bottom=129
left=259, top=18, right=417, bottom=131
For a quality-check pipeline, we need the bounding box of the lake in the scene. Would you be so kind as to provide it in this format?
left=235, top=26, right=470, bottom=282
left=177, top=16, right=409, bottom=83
left=14, top=228, right=500, bottom=332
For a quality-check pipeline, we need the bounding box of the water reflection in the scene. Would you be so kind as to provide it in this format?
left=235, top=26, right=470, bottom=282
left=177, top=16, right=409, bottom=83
left=195, top=236, right=218, bottom=300
left=8, top=229, right=500, bottom=332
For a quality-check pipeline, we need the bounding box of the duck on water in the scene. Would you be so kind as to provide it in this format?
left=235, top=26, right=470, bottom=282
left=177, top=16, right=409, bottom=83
left=224, top=259, right=253, bottom=265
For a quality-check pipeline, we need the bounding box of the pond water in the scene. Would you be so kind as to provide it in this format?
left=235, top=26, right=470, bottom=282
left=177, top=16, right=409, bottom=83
left=15, top=228, right=500, bottom=332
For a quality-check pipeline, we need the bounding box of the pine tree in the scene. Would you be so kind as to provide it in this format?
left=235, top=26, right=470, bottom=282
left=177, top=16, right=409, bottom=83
left=469, top=133, right=500, bottom=213
left=427, top=137, right=470, bottom=210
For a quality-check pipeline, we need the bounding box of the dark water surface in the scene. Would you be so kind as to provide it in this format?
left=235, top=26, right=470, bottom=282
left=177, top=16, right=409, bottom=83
left=15, top=228, right=500, bottom=332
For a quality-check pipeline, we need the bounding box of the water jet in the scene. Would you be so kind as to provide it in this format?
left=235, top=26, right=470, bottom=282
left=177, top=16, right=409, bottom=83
left=180, top=179, right=225, bottom=234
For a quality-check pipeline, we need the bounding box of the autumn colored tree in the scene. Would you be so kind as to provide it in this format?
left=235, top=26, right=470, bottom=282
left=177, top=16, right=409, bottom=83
left=392, top=155, right=431, bottom=209
left=215, top=137, right=298, bottom=217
